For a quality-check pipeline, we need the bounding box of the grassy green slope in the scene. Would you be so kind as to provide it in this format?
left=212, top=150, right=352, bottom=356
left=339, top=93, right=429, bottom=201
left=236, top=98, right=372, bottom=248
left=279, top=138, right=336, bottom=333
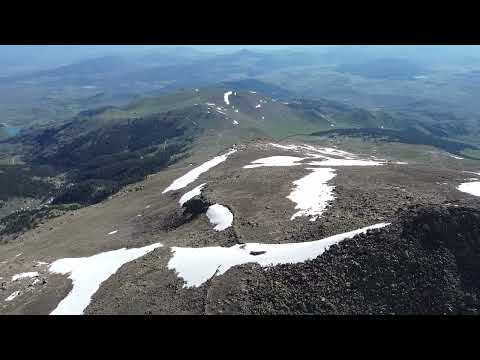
left=72, top=87, right=334, bottom=141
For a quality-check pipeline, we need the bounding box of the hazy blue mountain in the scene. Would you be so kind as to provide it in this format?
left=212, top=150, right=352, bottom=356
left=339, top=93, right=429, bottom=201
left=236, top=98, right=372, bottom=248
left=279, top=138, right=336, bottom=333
left=336, top=58, right=428, bottom=80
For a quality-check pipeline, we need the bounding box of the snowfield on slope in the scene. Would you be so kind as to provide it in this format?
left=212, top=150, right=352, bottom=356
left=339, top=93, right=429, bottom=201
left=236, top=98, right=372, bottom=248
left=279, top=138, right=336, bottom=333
left=269, top=143, right=356, bottom=159
left=243, top=156, right=305, bottom=169
left=168, top=223, right=390, bottom=287
left=12, top=272, right=39, bottom=282
left=179, top=183, right=206, bottom=206
left=5, top=291, right=21, bottom=302
left=458, top=181, right=480, bottom=197
left=242, top=143, right=389, bottom=221
left=446, top=153, right=464, bottom=160
left=307, top=159, right=383, bottom=167
left=163, top=148, right=237, bottom=193
left=288, top=168, right=336, bottom=221
left=49, top=243, right=163, bottom=315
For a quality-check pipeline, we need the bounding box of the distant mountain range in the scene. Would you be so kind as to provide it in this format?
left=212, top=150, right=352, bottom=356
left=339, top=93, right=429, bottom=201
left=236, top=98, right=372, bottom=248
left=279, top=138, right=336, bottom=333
left=0, top=48, right=323, bottom=89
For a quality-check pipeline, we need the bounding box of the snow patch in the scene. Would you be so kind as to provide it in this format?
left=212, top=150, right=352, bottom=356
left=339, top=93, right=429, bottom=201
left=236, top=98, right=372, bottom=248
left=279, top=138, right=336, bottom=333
left=307, top=159, right=383, bottom=167
left=304, top=152, right=329, bottom=160
left=269, top=144, right=402, bottom=166
left=12, top=272, right=39, bottom=281
left=255, top=104, right=262, bottom=109
left=224, top=91, right=233, bottom=105
left=268, top=144, right=299, bottom=151
left=163, top=148, right=237, bottom=193
left=107, top=230, right=118, bottom=235
left=269, top=143, right=357, bottom=160
left=313, top=147, right=356, bottom=159
left=206, top=204, right=233, bottom=231
left=5, top=291, right=20, bottom=302
left=446, top=153, right=464, bottom=160
left=35, top=261, right=49, bottom=266
left=179, top=183, right=206, bottom=206
left=463, top=171, right=480, bottom=176
left=287, top=168, right=336, bottom=221
left=458, top=181, right=480, bottom=197
left=168, top=223, right=389, bottom=288
left=49, top=243, right=163, bottom=315
left=243, top=156, right=305, bottom=169
left=232, top=119, right=239, bottom=125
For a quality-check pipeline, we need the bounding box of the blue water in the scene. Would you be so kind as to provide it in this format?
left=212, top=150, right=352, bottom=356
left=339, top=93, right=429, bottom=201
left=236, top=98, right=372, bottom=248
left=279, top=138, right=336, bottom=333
left=5, top=126, right=21, bottom=136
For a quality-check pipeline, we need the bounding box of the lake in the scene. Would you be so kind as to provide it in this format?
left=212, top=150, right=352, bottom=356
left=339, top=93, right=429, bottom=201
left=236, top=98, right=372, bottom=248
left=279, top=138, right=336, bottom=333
left=3, top=125, right=21, bottom=136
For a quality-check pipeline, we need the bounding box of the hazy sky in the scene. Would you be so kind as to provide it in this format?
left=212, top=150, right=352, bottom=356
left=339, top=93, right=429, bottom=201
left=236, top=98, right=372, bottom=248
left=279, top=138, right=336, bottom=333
left=0, top=45, right=333, bottom=72
left=1, top=45, right=479, bottom=77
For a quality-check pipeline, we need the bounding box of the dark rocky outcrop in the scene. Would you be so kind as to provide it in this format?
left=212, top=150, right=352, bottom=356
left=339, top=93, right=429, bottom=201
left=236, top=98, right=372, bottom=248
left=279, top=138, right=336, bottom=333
left=157, top=195, right=212, bottom=232
left=182, top=195, right=211, bottom=217
left=212, top=205, right=480, bottom=315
